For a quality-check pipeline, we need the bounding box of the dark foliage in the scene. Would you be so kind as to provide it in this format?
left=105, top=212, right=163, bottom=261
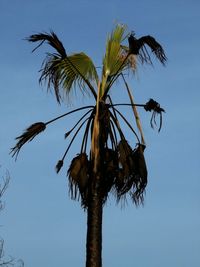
left=26, top=32, right=67, bottom=103
left=144, top=99, right=165, bottom=131
left=128, top=33, right=167, bottom=65
left=55, top=160, right=64, bottom=174
left=67, top=140, right=147, bottom=208
left=68, top=153, right=90, bottom=207
left=27, top=31, right=66, bottom=58
left=10, top=122, right=46, bottom=159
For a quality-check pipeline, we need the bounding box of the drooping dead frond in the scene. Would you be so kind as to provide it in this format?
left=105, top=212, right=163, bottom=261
left=27, top=32, right=98, bottom=103
left=128, top=33, right=167, bottom=65
left=10, top=122, right=46, bottom=159
left=39, top=54, right=63, bottom=103
left=131, top=144, right=147, bottom=205
left=27, top=31, right=66, bottom=58
left=118, top=139, right=132, bottom=167
left=68, top=153, right=90, bottom=207
left=144, top=99, right=165, bottom=131
left=101, top=148, right=118, bottom=200
left=115, top=139, right=134, bottom=192
left=113, top=141, right=147, bottom=206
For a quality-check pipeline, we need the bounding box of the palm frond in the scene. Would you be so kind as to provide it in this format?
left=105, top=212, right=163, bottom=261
left=114, top=143, right=147, bottom=206
left=27, top=31, right=66, bottom=57
left=131, top=144, right=147, bottom=205
left=27, top=31, right=98, bottom=102
left=100, top=148, right=118, bottom=202
left=68, top=153, right=90, bottom=207
left=101, top=24, right=130, bottom=96
left=128, top=33, right=167, bottom=65
left=10, top=122, right=46, bottom=159
left=39, top=52, right=98, bottom=103
left=144, top=99, right=165, bottom=131
left=59, top=53, right=99, bottom=95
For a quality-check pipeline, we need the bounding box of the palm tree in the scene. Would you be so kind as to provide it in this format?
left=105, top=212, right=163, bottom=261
left=11, top=24, right=166, bottom=267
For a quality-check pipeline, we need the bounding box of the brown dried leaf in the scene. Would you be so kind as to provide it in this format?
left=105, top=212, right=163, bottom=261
left=11, top=122, right=46, bottom=159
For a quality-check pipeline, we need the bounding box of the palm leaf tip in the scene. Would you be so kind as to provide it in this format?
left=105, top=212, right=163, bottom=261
left=10, top=122, right=46, bottom=159
left=55, top=160, right=64, bottom=173
left=27, top=31, right=66, bottom=58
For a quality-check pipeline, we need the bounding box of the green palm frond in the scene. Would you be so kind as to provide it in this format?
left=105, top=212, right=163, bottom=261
left=27, top=32, right=98, bottom=102
left=101, top=24, right=130, bottom=96
left=58, top=52, right=99, bottom=96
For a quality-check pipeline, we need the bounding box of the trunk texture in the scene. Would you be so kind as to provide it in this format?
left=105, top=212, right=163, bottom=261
left=86, top=180, right=103, bottom=267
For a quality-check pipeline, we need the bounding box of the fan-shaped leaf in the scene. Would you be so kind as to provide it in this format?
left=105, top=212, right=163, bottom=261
left=27, top=31, right=98, bottom=102
left=101, top=24, right=132, bottom=96
left=59, top=52, right=99, bottom=96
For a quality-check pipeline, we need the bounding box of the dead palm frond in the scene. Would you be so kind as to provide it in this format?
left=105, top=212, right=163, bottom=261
left=109, top=98, right=165, bottom=133
left=27, top=31, right=67, bottom=57
left=10, top=122, right=46, bottom=159
left=27, top=31, right=98, bottom=103
left=131, top=144, right=147, bottom=204
left=144, top=99, right=165, bottom=131
left=11, top=106, right=94, bottom=160
left=114, top=142, right=147, bottom=205
left=128, top=33, right=167, bottom=65
left=68, top=153, right=90, bottom=207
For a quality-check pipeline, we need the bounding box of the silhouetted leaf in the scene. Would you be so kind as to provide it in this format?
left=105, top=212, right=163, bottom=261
left=64, top=130, right=72, bottom=139
left=128, top=33, right=167, bottom=65
left=131, top=144, right=147, bottom=205
left=11, top=122, right=46, bottom=159
left=68, top=153, right=90, bottom=206
left=55, top=160, right=63, bottom=173
left=144, top=99, right=165, bottom=131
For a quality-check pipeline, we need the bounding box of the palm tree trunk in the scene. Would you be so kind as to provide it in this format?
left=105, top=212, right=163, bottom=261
left=86, top=177, right=103, bottom=267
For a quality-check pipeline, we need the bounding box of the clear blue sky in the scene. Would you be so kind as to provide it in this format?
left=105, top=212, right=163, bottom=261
left=0, top=0, right=200, bottom=266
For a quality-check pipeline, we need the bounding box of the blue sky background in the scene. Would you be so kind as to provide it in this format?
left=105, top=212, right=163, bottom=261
left=0, top=0, right=200, bottom=266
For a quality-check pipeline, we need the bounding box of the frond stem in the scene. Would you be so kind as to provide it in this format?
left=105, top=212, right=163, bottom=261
left=109, top=112, right=126, bottom=141
left=121, top=73, right=146, bottom=144
left=81, top=111, right=95, bottom=153
left=102, top=53, right=130, bottom=99
left=45, top=105, right=94, bottom=125
left=109, top=103, right=145, bottom=108
left=65, top=108, right=93, bottom=138
left=61, top=117, right=90, bottom=161
left=112, top=107, right=140, bottom=143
